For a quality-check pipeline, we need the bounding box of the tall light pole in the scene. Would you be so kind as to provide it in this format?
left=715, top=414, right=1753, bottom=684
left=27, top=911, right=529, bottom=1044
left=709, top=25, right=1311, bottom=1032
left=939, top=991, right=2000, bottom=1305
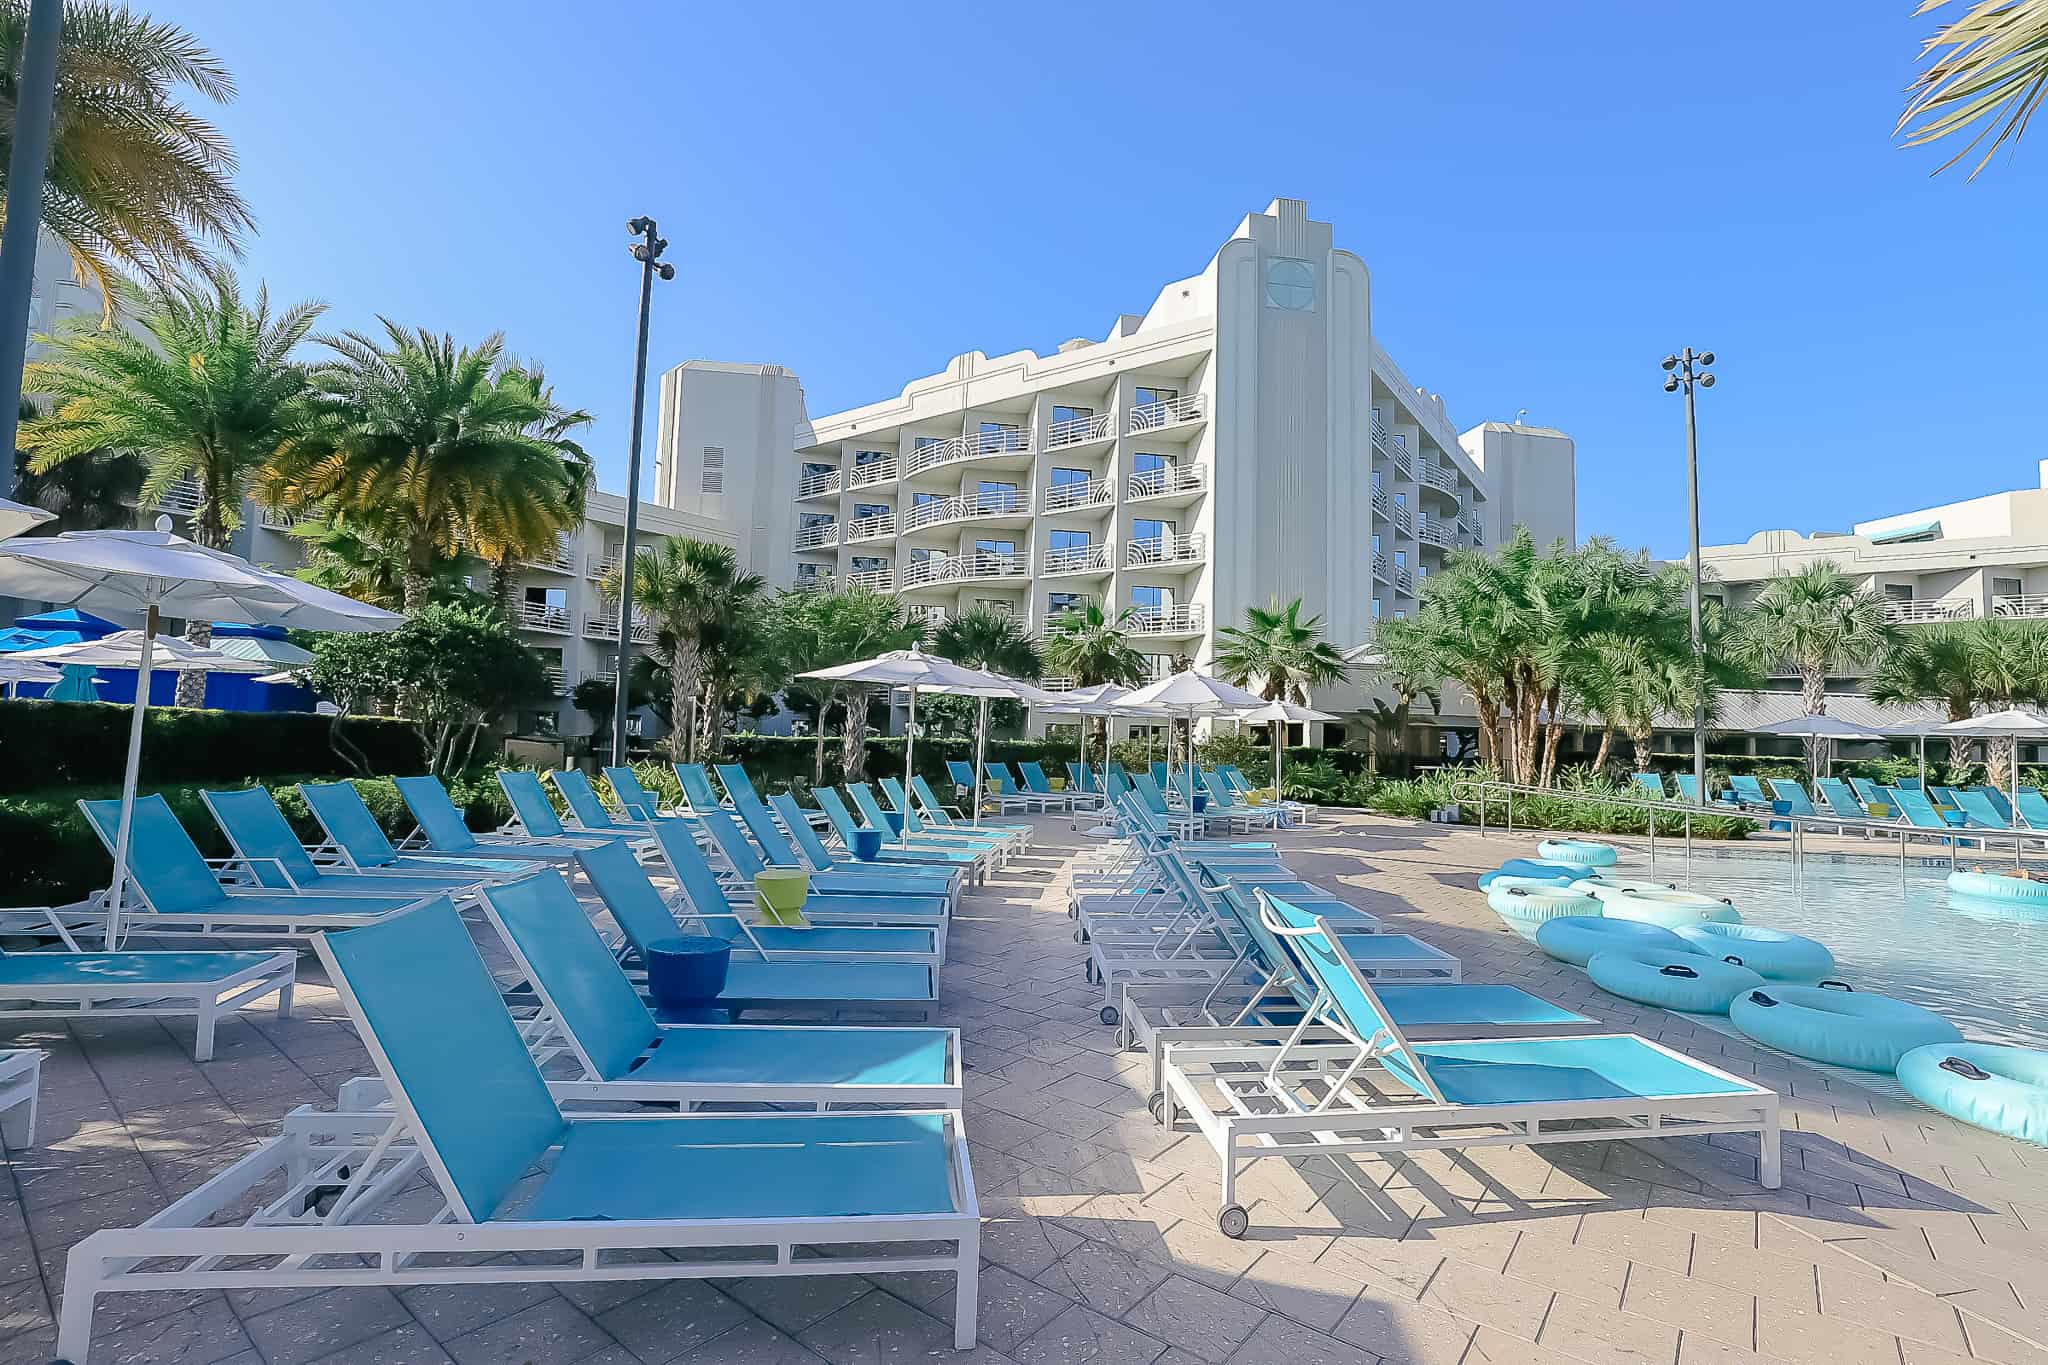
left=0, top=0, right=65, bottom=499
left=1663, top=348, right=1715, bottom=804
left=612, top=216, right=674, bottom=765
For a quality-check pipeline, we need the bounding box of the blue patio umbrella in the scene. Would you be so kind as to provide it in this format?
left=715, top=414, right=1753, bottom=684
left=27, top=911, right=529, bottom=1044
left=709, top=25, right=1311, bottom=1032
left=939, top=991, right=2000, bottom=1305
left=45, top=664, right=100, bottom=702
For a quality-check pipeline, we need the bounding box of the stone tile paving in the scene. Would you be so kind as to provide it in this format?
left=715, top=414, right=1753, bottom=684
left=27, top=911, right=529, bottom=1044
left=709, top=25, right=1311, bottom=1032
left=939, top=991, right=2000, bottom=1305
left=1, top=812, right=2044, bottom=1364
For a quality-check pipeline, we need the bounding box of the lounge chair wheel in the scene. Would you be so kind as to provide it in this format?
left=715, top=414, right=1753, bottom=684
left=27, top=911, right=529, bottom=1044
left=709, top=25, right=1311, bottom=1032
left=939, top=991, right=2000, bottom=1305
left=1099, top=1004, right=1120, bottom=1026
left=1147, top=1091, right=1165, bottom=1121
left=1218, top=1205, right=1250, bottom=1239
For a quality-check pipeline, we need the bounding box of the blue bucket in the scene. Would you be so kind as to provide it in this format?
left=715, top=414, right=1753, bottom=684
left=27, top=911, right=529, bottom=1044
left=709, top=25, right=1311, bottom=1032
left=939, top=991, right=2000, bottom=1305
left=851, top=828, right=883, bottom=861
left=645, top=936, right=730, bottom=1014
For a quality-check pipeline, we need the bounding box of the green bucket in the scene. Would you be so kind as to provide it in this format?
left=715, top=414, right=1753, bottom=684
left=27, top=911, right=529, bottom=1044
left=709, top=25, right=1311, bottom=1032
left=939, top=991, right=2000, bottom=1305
left=753, top=869, right=811, bottom=928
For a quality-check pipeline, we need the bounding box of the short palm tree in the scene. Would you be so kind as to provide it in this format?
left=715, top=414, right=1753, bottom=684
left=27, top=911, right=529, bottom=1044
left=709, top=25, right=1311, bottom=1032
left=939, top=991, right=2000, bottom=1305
left=778, top=587, right=925, bottom=782
left=10, top=400, right=142, bottom=532
left=935, top=606, right=1043, bottom=778
left=264, top=322, right=592, bottom=615
left=22, top=268, right=321, bottom=703
left=0, top=2, right=253, bottom=310
left=1729, top=562, right=1899, bottom=770
left=1215, top=596, right=1351, bottom=704
left=605, top=537, right=764, bottom=761
left=1044, top=600, right=1149, bottom=756
left=1874, top=618, right=2048, bottom=787
left=1899, top=0, right=2048, bottom=179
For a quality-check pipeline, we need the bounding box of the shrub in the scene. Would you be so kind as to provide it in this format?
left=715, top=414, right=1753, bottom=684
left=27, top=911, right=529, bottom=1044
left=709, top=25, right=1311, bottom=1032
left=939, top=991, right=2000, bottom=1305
left=1346, top=764, right=1757, bottom=840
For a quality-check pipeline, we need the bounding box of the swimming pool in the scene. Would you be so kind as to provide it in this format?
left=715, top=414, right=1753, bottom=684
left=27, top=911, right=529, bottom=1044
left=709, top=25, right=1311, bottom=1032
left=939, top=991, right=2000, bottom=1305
left=1611, top=848, right=2048, bottom=1051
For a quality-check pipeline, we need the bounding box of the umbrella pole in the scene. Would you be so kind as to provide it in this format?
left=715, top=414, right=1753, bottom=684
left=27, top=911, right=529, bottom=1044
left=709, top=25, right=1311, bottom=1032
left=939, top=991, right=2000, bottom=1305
left=1274, top=719, right=1284, bottom=806
left=901, top=686, right=918, bottom=846
left=105, top=605, right=158, bottom=950
left=1919, top=735, right=1926, bottom=788
left=972, top=695, right=987, bottom=827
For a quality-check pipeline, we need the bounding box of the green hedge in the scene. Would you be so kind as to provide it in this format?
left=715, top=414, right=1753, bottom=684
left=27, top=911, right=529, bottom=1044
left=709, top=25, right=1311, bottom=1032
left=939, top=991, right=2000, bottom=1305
left=0, top=771, right=512, bottom=907
left=0, top=701, right=426, bottom=794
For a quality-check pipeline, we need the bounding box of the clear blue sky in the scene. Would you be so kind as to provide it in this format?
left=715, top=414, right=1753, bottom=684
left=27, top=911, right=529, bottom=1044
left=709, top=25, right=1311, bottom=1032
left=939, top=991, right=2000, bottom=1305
left=160, top=1, right=2045, bottom=559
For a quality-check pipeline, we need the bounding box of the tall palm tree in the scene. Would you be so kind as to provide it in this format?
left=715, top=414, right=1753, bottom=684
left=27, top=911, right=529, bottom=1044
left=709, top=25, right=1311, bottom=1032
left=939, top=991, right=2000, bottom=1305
left=777, top=587, right=925, bottom=782
left=604, top=537, right=763, bottom=762
left=1874, top=618, right=2048, bottom=787
left=22, top=267, right=322, bottom=703
left=464, top=366, right=593, bottom=613
left=1214, top=597, right=1351, bottom=705
left=687, top=569, right=777, bottom=760
left=1899, top=0, right=2048, bottom=179
left=935, top=607, right=1043, bottom=780
left=289, top=509, right=468, bottom=612
left=264, top=322, right=592, bottom=615
left=1729, top=562, right=1899, bottom=770
left=0, top=2, right=253, bottom=311
left=10, top=398, right=142, bottom=532
left=1043, top=600, right=1149, bottom=754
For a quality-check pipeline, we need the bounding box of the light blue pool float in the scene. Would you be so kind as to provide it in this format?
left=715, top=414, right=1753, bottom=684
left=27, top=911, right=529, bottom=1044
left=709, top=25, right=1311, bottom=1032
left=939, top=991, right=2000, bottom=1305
left=1485, top=882, right=1600, bottom=937
left=1897, top=1043, right=2048, bottom=1147
left=1534, top=915, right=1696, bottom=968
left=1581, top=877, right=1678, bottom=901
left=1730, top=984, right=1962, bottom=1072
left=1477, top=859, right=1589, bottom=890
left=1602, top=887, right=1742, bottom=929
left=1537, top=838, right=1617, bottom=868
left=1947, top=869, right=2048, bottom=905
left=1588, top=947, right=1762, bottom=1014
left=1672, top=923, right=1836, bottom=982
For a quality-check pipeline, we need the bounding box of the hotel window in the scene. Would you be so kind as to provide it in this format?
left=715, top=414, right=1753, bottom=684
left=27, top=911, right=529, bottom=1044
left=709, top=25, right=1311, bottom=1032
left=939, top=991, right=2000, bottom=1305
left=700, top=447, right=724, bottom=494
left=978, top=421, right=1025, bottom=450
left=1371, top=599, right=1382, bottom=618
left=1994, top=577, right=2023, bottom=599
left=974, top=598, right=1012, bottom=616
left=1047, top=592, right=1081, bottom=617
left=1394, top=491, right=1405, bottom=511
left=976, top=539, right=1016, bottom=559
left=1132, top=585, right=1167, bottom=614
left=1050, top=529, right=1091, bottom=553
left=851, top=556, right=887, bottom=575
left=854, top=503, right=889, bottom=521
left=1395, top=550, right=1406, bottom=569
left=794, top=563, right=827, bottom=585
left=1883, top=583, right=1914, bottom=602
left=802, top=461, right=834, bottom=481
left=854, top=448, right=889, bottom=465
left=911, top=491, right=941, bottom=510
left=912, top=435, right=944, bottom=455
left=1051, top=405, right=1093, bottom=426
left=977, top=480, right=1020, bottom=511
left=1394, top=610, right=1407, bottom=620
left=1134, top=386, right=1178, bottom=408
left=1134, top=518, right=1171, bottom=543
left=800, top=512, right=833, bottom=532
left=1052, top=466, right=1089, bottom=487
left=1371, top=533, right=1382, bottom=556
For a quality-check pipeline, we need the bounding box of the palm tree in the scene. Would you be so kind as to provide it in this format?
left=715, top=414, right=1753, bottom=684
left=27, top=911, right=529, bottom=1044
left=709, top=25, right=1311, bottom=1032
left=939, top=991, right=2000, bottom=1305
left=778, top=587, right=926, bottom=783
left=265, top=322, right=592, bottom=615
left=1899, top=0, right=2048, bottom=179
left=10, top=399, right=142, bottom=532
left=289, top=509, right=468, bottom=612
left=1214, top=597, right=1351, bottom=705
left=688, top=572, right=778, bottom=759
left=22, top=268, right=322, bottom=704
left=1043, top=600, right=1149, bottom=754
left=1873, top=618, right=2048, bottom=787
left=0, top=2, right=253, bottom=311
left=1729, top=562, right=1899, bottom=771
left=935, top=607, right=1043, bottom=784
left=465, top=366, right=593, bottom=612
left=604, top=537, right=764, bottom=761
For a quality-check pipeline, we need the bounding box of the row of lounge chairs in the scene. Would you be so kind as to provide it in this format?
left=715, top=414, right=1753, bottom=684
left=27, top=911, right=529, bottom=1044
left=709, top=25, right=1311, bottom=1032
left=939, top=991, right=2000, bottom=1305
left=1634, top=770, right=2048, bottom=843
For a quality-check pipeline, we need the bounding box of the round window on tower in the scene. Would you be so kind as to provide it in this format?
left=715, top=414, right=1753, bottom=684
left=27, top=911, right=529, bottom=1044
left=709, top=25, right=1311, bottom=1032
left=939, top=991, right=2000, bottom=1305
left=1265, top=258, right=1316, bottom=311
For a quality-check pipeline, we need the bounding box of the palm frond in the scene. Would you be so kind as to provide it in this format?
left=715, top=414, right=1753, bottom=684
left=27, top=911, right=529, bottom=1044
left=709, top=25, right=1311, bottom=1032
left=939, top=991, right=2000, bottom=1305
left=1899, top=0, right=2048, bottom=178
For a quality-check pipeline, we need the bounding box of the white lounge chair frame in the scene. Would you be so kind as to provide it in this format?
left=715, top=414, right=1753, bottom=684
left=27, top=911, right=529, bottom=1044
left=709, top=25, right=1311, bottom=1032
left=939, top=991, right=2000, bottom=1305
left=0, top=1048, right=39, bottom=1147
left=0, top=950, right=294, bottom=1061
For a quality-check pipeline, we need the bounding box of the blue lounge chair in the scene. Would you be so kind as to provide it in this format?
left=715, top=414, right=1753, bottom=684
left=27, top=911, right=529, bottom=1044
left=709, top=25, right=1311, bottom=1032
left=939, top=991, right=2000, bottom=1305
left=600, top=765, right=674, bottom=820
left=550, top=769, right=659, bottom=839
left=479, top=871, right=961, bottom=1108
left=1930, top=785, right=1964, bottom=811
left=572, top=839, right=937, bottom=1018
left=1673, top=773, right=1704, bottom=803
left=299, top=781, right=540, bottom=879
left=392, top=775, right=609, bottom=868
left=1898, top=776, right=1925, bottom=790
left=1728, top=775, right=1771, bottom=807
left=79, top=795, right=432, bottom=943
left=1632, top=773, right=1668, bottom=800
left=723, top=785, right=961, bottom=904
left=1975, top=786, right=2016, bottom=823
left=1200, top=768, right=1284, bottom=831
left=946, top=759, right=1034, bottom=815
left=809, top=789, right=987, bottom=881
left=2016, top=786, right=2048, bottom=829
left=50, top=891, right=978, bottom=1365
left=495, top=771, right=637, bottom=851
left=1065, top=762, right=1099, bottom=795
left=902, top=776, right=1032, bottom=847
left=1884, top=787, right=1972, bottom=840
left=848, top=782, right=1008, bottom=857
left=672, top=762, right=729, bottom=814
left=1848, top=776, right=1886, bottom=807
left=768, top=793, right=970, bottom=898
left=200, top=787, right=497, bottom=900
left=1764, top=779, right=1820, bottom=819
left=0, top=939, right=293, bottom=1061
left=1155, top=891, right=1781, bottom=1235
left=1016, top=761, right=1080, bottom=810
left=1951, top=788, right=2017, bottom=830
left=1814, top=777, right=1875, bottom=822
left=684, top=810, right=952, bottom=932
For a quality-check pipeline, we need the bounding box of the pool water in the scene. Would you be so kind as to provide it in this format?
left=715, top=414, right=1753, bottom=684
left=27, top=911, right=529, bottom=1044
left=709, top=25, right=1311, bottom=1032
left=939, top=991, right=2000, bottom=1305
left=1612, top=849, right=2048, bottom=1051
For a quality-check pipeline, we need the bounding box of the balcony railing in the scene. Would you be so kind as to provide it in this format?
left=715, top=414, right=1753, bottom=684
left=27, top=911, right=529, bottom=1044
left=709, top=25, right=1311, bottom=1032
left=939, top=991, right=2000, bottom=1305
left=1396, top=567, right=1415, bottom=594
left=1040, top=675, right=1077, bottom=692
left=847, top=567, right=895, bottom=592
left=1373, top=551, right=1389, bottom=582
left=905, top=427, right=1031, bottom=475
left=584, top=611, right=660, bottom=644
left=1127, top=464, right=1207, bottom=499
left=1389, top=435, right=1413, bottom=479
left=1994, top=594, right=2048, bottom=620
left=1128, top=605, right=1205, bottom=636
left=588, top=552, right=622, bottom=582
left=542, top=667, right=569, bottom=693
left=1419, top=462, right=1459, bottom=494
left=1371, top=415, right=1392, bottom=457
left=1417, top=515, right=1453, bottom=548
left=1128, top=393, right=1207, bottom=433
left=514, top=601, right=571, bottom=634
left=1126, top=532, right=1206, bottom=567
left=848, top=456, right=898, bottom=488
left=1393, top=505, right=1414, bottom=537
left=900, top=489, right=1029, bottom=532
left=1459, top=508, right=1484, bottom=537
left=794, top=521, right=839, bottom=551
left=151, top=478, right=203, bottom=516
left=257, top=505, right=304, bottom=532
left=792, top=573, right=836, bottom=593
left=1040, top=544, right=1111, bottom=576
left=1882, top=597, right=1974, bottom=624
left=1046, top=412, right=1113, bottom=447
left=1371, top=484, right=1389, bottom=519
left=522, top=536, right=577, bottom=573
left=1042, top=476, right=1114, bottom=512
left=796, top=469, right=842, bottom=499
left=844, top=512, right=896, bottom=542
left=901, top=551, right=1030, bottom=588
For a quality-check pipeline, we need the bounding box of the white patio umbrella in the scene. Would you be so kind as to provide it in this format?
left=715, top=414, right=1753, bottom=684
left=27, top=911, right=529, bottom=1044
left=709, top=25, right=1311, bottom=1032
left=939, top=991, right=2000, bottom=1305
left=1933, top=708, right=2048, bottom=835
left=1118, top=671, right=1269, bottom=798
left=1239, top=699, right=1340, bottom=799
left=16, top=630, right=273, bottom=677
left=0, top=654, right=63, bottom=699
left=798, top=646, right=1007, bottom=841
left=1749, top=713, right=1887, bottom=782
left=1033, top=683, right=1133, bottom=796
left=0, top=496, right=54, bottom=539
left=913, top=670, right=1061, bottom=825
left=207, top=633, right=317, bottom=668
left=0, top=524, right=400, bottom=946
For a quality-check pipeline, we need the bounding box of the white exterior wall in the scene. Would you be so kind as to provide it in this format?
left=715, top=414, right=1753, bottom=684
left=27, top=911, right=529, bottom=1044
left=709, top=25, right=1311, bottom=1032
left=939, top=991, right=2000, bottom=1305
left=652, top=362, right=804, bottom=584
left=1460, top=422, right=1577, bottom=551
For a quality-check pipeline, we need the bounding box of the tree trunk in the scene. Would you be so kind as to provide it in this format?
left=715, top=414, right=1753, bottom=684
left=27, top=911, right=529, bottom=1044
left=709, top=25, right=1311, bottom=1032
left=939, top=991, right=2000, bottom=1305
left=1593, top=724, right=1614, bottom=775
left=1800, top=661, right=1829, bottom=775
left=1629, top=722, right=1655, bottom=773
left=667, top=640, right=699, bottom=762
left=813, top=722, right=828, bottom=787
left=402, top=567, right=430, bottom=615
left=491, top=558, right=516, bottom=619
left=841, top=687, right=869, bottom=781
left=1988, top=735, right=2016, bottom=793
left=176, top=618, right=212, bottom=708
left=1539, top=685, right=1564, bottom=788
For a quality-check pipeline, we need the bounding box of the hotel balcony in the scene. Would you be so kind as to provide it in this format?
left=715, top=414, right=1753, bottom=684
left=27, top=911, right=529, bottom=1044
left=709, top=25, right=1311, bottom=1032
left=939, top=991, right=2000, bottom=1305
left=1128, top=393, right=1207, bottom=435
left=794, top=521, right=840, bottom=551
left=846, top=566, right=895, bottom=592
left=1042, top=475, right=1115, bottom=514
left=588, top=551, right=622, bottom=581
left=1371, top=484, right=1389, bottom=521
left=514, top=601, right=572, bottom=635
left=1040, top=544, right=1112, bottom=578
left=792, top=572, right=836, bottom=593
left=1127, top=604, right=1206, bottom=637
left=584, top=610, right=660, bottom=644
left=150, top=478, right=204, bottom=517
left=1372, top=420, right=1414, bottom=479
left=901, top=489, right=1031, bottom=534
left=1126, top=464, right=1207, bottom=505
left=1417, top=515, right=1454, bottom=549
left=904, top=427, right=1031, bottom=477
left=844, top=512, right=897, bottom=543
left=1882, top=597, right=1974, bottom=624
left=1459, top=508, right=1484, bottom=541
left=1393, top=505, right=1414, bottom=537
left=1040, top=675, right=1078, bottom=692
left=1373, top=551, right=1390, bottom=584
left=796, top=469, right=842, bottom=500
left=1418, top=461, right=1460, bottom=498
left=257, top=504, right=304, bottom=532
left=1994, top=594, right=2048, bottom=620
left=900, top=551, right=1030, bottom=590
left=1126, top=531, right=1206, bottom=568
left=848, top=456, right=898, bottom=489
left=522, top=535, right=577, bottom=574
left=1396, top=566, right=1415, bottom=595
left=1045, top=411, right=1115, bottom=452
left=542, top=666, right=569, bottom=694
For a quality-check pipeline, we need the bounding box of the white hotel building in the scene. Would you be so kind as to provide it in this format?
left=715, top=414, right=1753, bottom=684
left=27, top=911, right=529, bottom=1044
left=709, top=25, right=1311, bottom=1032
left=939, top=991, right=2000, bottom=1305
left=653, top=198, right=1576, bottom=743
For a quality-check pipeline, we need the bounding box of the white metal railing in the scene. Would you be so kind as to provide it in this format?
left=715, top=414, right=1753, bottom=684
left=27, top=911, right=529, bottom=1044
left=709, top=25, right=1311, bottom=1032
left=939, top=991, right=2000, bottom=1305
left=901, top=499, right=953, bottom=532
left=1128, top=605, right=1205, bottom=635
left=257, top=505, right=303, bottom=531
left=523, top=535, right=576, bottom=573
left=847, top=567, right=895, bottom=592
left=1127, top=464, right=1207, bottom=499
left=905, top=427, right=1031, bottom=475
left=1128, top=394, right=1207, bottom=433
left=1371, top=484, right=1389, bottom=518
left=849, top=456, right=898, bottom=488
left=515, top=601, right=571, bottom=634
left=1396, top=567, right=1414, bottom=594
left=1126, top=532, right=1206, bottom=567
left=902, top=551, right=1030, bottom=587
left=1371, top=415, right=1391, bottom=456
left=584, top=610, right=659, bottom=644
left=542, top=667, right=569, bottom=693
left=796, top=469, right=842, bottom=499
left=793, top=521, right=839, bottom=551
left=1041, top=675, right=1077, bottom=692
left=1993, top=594, right=2048, bottom=620
left=844, top=512, right=896, bottom=541
left=588, top=552, right=621, bottom=581
left=1373, top=551, right=1389, bottom=581
left=792, top=572, right=835, bottom=593
left=1390, top=435, right=1413, bottom=478
left=960, top=488, right=1028, bottom=521
left=1043, top=476, right=1114, bottom=512
left=1884, top=597, right=1975, bottom=624
left=152, top=478, right=203, bottom=516
left=1417, top=515, right=1453, bottom=548
left=1040, top=543, right=1110, bottom=575
left=1046, top=412, right=1113, bottom=447
left=1419, top=462, right=1458, bottom=494
left=1394, top=505, right=1414, bottom=537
